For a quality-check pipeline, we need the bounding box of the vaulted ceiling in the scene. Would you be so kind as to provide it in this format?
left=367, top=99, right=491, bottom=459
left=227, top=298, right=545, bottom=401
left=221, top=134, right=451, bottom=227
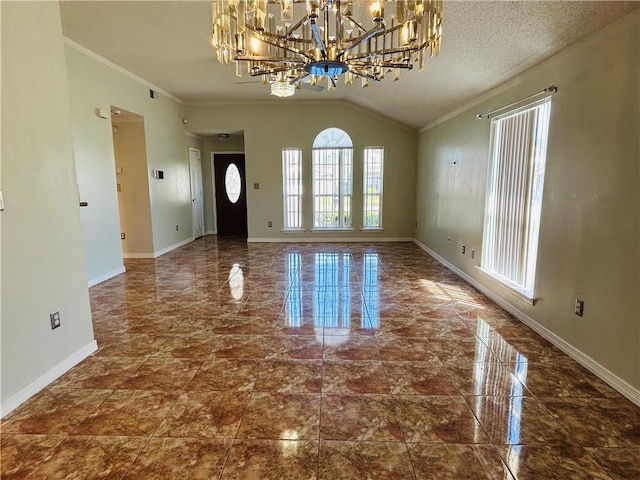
left=60, top=1, right=638, bottom=129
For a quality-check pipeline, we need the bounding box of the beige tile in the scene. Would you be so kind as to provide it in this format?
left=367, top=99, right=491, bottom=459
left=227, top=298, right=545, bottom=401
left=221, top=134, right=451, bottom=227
left=74, top=390, right=179, bottom=436
left=7, top=238, right=636, bottom=479
left=1, top=389, right=112, bottom=434
left=0, top=434, right=67, bottom=479
left=498, top=445, right=613, bottom=479
left=236, top=392, right=320, bottom=440
left=155, top=390, right=249, bottom=438
left=222, top=439, right=319, bottom=479
left=26, top=435, right=147, bottom=480
left=123, top=437, right=232, bottom=479
left=320, top=394, right=404, bottom=442
left=319, top=441, right=414, bottom=479
left=409, top=443, right=514, bottom=480
left=255, top=360, right=322, bottom=393
left=395, top=395, right=490, bottom=444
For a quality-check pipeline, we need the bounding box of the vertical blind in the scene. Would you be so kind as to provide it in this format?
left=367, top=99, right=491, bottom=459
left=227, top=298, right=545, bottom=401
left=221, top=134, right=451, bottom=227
left=482, top=98, right=551, bottom=298
left=363, top=147, right=384, bottom=228
left=282, top=149, right=303, bottom=229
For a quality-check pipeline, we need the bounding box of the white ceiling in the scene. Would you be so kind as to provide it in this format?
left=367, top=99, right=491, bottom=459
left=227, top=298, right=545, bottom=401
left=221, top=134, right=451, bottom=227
left=60, top=1, right=638, bottom=129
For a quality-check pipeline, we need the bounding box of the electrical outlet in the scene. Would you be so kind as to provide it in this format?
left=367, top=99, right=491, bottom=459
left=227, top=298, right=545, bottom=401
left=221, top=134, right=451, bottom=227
left=462, top=245, right=466, bottom=254
left=121, top=232, right=126, bottom=240
left=268, top=221, right=273, bottom=227
left=50, top=310, right=61, bottom=330
left=254, top=183, right=260, bottom=190
left=574, top=299, right=584, bottom=317
left=175, top=224, right=179, bottom=231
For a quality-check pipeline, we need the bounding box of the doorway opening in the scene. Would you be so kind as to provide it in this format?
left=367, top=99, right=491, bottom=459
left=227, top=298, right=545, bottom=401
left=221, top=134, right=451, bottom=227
left=189, top=147, right=205, bottom=239
left=111, top=107, right=154, bottom=258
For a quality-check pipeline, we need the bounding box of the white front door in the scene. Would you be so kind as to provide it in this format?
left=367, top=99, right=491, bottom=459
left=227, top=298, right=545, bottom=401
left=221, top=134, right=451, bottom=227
left=189, top=147, right=205, bottom=238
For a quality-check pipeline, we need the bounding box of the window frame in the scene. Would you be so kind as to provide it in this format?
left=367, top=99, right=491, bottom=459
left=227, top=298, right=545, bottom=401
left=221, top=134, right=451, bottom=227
left=362, top=147, right=384, bottom=229
left=311, top=128, right=354, bottom=231
left=281, top=148, right=304, bottom=231
left=480, top=96, right=552, bottom=302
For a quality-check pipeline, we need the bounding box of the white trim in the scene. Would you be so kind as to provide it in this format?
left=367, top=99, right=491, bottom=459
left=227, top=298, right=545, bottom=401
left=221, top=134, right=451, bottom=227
left=63, top=37, right=183, bottom=105
left=311, top=228, right=356, bottom=233
left=0, top=341, right=99, bottom=418
left=413, top=239, right=640, bottom=407
left=281, top=229, right=307, bottom=233
left=248, top=236, right=413, bottom=243
left=122, top=252, right=155, bottom=259
left=153, top=237, right=194, bottom=258
left=360, top=228, right=385, bottom=232
left=206, top=230, right=217, bottom=236
left=87, top=266, right=126, bottom=287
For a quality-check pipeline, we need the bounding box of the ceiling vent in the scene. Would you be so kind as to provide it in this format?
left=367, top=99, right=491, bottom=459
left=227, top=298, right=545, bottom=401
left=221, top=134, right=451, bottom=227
left=218, top=133, right=230, bottom=142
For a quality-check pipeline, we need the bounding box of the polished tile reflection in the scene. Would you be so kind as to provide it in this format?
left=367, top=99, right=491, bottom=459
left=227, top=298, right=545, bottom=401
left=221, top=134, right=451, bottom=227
left=2, top=237, right=637, bottom=479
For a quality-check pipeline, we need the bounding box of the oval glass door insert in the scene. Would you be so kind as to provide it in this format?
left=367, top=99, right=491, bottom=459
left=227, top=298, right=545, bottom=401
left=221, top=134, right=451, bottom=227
left=225, top=163, right=241, bottom=203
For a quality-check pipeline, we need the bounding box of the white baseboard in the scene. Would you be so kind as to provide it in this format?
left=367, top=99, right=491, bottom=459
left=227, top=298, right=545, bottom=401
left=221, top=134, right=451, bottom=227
left=153, top=237, right=194, bottom=258
left=205, top=230, right=217, bottom=235
left=413, top=239, right=640, bottom=407
left=0, top=340, right=98, bottom=418
left=248, top=236, right=414, bottom=243
left=122, top=253, right=155, bottom=259
left=87, top=266, right=125, bottom=287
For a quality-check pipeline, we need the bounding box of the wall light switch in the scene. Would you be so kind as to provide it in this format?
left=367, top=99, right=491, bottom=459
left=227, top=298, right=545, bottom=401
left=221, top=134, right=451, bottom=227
left=254, top=183, right=260, bottom=190
left=0, top=191, right=4, bottom=211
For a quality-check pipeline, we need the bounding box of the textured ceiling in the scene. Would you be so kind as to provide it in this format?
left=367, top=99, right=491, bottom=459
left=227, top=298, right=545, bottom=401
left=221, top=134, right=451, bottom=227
left=60, top=1, right=638, bottom=129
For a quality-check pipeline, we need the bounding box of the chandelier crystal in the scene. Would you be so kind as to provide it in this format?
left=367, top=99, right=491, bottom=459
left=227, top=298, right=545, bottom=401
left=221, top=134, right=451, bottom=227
left=212, top=1, right=443, bottom=94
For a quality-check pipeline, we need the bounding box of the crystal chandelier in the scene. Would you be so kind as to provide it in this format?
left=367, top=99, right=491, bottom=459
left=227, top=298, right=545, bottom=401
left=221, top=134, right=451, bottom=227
left=211, top=1, right=443, bottom=93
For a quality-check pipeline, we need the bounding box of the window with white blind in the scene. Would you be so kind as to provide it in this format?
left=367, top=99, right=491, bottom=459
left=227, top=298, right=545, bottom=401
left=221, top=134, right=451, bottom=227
left=282, top=148, right=303, bottom=230
left=312, top=128, right=353, bottom=229
left=481, top=97, right=551, bottom=300
left=363, top=147, right=384, bottom=228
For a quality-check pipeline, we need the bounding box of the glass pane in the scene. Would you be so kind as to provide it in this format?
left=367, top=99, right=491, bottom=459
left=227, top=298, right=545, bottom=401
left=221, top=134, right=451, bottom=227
left=225, top=163, right=242, bottom=203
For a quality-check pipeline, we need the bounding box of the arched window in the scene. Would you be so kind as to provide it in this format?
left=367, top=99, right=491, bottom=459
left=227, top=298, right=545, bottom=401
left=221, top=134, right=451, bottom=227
left=312, top=128, right=353, bottom=229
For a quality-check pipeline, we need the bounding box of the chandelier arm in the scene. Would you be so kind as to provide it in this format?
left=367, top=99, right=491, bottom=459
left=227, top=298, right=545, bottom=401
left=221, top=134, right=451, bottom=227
left=349, top=61, right=414, bottom=70
left=342, top=25, right=384, bottom=54
left=292, top=72, right=310, bottom=84
left=284, top=14, right=309, bottom=39
left=236, top=55, right=305, bottom=66
left=251, top=35, right=315, bottom=62
left=349, top=70, right=381, bottom=82
left=310, top=19, right=326, bottom=59
left=345, top=15, right=367, bottom=35
left=347, top=45, right=421, bottom=62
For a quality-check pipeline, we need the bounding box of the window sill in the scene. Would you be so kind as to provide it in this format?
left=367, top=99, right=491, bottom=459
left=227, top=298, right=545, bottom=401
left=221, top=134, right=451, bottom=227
left=477, top=267, right=536, bottom=305
left=360, top=227, right=385, bottom=232
left=281, top=228, right=306, bottom=233
left=310, top=228, right=356, bottom=233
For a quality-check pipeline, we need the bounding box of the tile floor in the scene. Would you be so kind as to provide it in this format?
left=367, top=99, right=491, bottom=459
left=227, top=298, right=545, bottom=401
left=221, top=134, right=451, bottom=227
left=2, top=236, right=639, bottom=479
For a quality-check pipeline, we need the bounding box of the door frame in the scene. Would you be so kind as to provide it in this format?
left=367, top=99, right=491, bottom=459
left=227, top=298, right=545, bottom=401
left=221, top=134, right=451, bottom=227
left=211, top=151, right=245, bottom=235
left=188, top=147, right=204, bottom=239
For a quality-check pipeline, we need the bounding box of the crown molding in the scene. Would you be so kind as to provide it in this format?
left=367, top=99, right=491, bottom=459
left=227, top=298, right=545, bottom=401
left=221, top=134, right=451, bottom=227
left=420, top=8, right=640, bottom=133
left=63, top=37, right=184, bottom=105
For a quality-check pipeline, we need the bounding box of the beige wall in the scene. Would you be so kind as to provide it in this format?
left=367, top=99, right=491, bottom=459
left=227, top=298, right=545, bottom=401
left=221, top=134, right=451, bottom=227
left=1, top=1, right=95, bottom=407
left=65, top=42, right=194, bottom=283
left=112, top=118, right=154, bottom=256
left=415, top=11, right=640, bottom=389
left=185, top=102, right=417, bottom=240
